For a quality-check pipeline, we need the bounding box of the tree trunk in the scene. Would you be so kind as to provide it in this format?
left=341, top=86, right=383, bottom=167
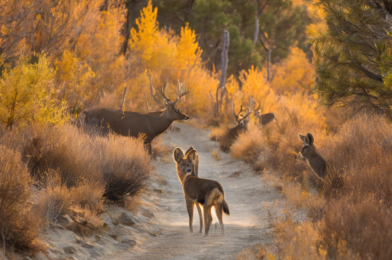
left=120, top=1, right=136, bottom=55
left=254, top=0, right=260, bottom=46
left=267, top=44, right=271, bottom=82
left=215, top=30, right=230, bottom=116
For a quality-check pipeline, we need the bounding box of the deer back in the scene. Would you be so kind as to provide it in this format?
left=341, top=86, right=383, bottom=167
left=259, top=113, right=276, bottom=125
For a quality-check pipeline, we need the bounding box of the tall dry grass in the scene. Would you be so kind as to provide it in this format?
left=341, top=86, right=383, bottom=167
left=235, top=112, right=392, bottom=259
left=0, top=145, right=43, bottom=252
left=0, top=122, right=152, bottom=252
left=23, top=124, right=151, bottom=202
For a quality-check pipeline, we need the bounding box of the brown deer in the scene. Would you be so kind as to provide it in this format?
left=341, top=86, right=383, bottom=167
left=175, top=147, right=203, bottom=233
left=253, top=102, right=277, bottom=126
left=174, top=148, right=229, bottom=236
left=80, top=79, right=189, bottom=154
left=219, top=97, right=253, bottom=153
left=298, top=133, right=327, bottom=180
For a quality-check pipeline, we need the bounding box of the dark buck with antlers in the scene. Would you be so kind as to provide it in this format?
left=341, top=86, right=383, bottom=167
left=219, top=97, right=253, bottom=153
left=80, top=78, right=189, bottom=154
left=253, top=102, right=277, bottom=126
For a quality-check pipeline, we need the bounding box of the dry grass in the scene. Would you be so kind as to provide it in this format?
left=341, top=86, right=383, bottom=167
left=210, top=125, right=228, bottom=142
left=274, top=215, right=325, bottom=260
left=152, top=136, right=174, bottom=162
left=39, top=172, right=74, bottom=223
left=0, top=145, right=43, bottom=252
left=281, top=181, right=309, bottom=208
left=23, top=124, right=151, bottom=202
left=236, top=112, right=392, bottom=259
left=230, top=105, right=324, bottom=181
left=0, top=122, right=152, bottom=254
left=237, top=244, right=266, bottom=260
left=231, top=126, right=266, bottom=166
left=212, top=149, right=220, bottom=161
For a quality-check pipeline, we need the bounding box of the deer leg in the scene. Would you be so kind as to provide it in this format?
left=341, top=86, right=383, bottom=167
left=196, top=203, right=203, bottom=233
left=203, top=205, right=212, bottom=236
left=185, top=197, right=194, bottom=233
left=145, top=142, right=152, bottom=155
left=215, top=203, right=224, bottom=234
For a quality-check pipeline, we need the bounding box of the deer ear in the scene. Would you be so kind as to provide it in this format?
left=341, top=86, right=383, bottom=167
left=187, top=150, right=197, bottom=162
left=298, top=133, right=306, bottom=143
left=307, top=133, right=314, bottom=146
left=185, top=146, right=194, bottom=155
left=173, top=148, right=184, bottom=163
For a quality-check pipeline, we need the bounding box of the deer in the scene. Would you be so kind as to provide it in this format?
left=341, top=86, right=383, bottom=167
left=219, top=97, right=253, bottom=153
left=298, top=133, right=327, bottom=180
left=174, top=147, right=204, bottom=233
left=80, top=78, right=189, bottom=154
left=173, top=147, right=230, bottom=236
left=253, top=102, right=277, bottom=126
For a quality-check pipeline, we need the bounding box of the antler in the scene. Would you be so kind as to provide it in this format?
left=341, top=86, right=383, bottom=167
left=232, top=99, right=245, bottom=123
left=173, top=80, right=189, bottom=105
left=254, top=101, right=261, bottom=112
left=160, top=78, right=171, bottom=103
left=149, top=74, right=163, bottom=105
left=239, top=96, right=253, bottom=122
left=151, top=76, right=188, bottom=106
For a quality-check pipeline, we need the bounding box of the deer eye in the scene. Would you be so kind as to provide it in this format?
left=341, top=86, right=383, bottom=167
left=175, top=109, right=179, bottom=112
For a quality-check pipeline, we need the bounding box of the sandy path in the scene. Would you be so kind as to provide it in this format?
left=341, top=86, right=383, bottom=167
left=107, top=123, right=286, bottom=260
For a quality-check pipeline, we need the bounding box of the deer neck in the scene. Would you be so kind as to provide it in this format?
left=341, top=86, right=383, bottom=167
left=176, top=168, right=189, bottom=186
left=151, top=111, right=174, bottom=134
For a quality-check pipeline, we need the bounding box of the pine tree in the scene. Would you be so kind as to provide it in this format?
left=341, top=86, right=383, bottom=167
left=313, top=0, right=392, bottom=116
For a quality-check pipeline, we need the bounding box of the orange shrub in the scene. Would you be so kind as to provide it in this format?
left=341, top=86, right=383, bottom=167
left=0, top=145, right=42, bottom=252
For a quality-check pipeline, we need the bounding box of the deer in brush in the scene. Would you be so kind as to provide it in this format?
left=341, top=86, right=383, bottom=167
left=253, top=101, right=277, bottom=126
left=80, top=78, right=189, bottom=154
left=298, top=133, right=327, bottom=180
left=219, top=97, right=253, bottom=153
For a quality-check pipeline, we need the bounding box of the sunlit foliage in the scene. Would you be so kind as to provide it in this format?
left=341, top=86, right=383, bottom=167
left=0, top=56, right=68, bottom=129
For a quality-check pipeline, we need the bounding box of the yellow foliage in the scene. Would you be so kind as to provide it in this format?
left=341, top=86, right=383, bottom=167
left=54, top=1, right=127, bottom=107
left=176, top=23, right=202, bottom=69
left=271, top=47, right=314, bottom=95
left=129, top=0, right=175, bottom=71
left=126, top=0, right=217, bottom=121
left=0, top=55, right=68, bottom=129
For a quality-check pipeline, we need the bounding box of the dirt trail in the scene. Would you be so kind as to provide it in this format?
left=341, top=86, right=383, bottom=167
left=104, top=123, right=287, bottom=260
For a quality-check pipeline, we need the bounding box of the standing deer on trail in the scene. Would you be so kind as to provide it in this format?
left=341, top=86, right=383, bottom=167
left=298, top=133, right=327, bottom=180
left=253, top=102, right=277, bottom=126
left=219, top=97, right=253, bottom=153
left=174, top=147, right=230, bottom=236
left=174, top=147, right=203, bottom=233
left=80, top=79, right=189, bottom=154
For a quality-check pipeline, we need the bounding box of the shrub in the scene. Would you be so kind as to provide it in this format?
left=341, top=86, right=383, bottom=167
left=39, top=172, right=74, bottom=223
left=321, top=197, right=392, bottom=259
left=0, top=145, right=42, bottom=252
left=268, top=114, right=392, bottom=259
left=39, top=171, right=104, bottom=224
left=101, top=133, right=151, bottom=201
left=231, top=127, right=266, bottom=165
left=0, top=55, right=68, bottom=130
left=23, top=124, right=151, bottom=202
left=209, top=126, right=228, bottom=141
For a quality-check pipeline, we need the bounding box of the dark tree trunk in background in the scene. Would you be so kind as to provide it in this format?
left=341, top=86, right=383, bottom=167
left=215, top=30, right=230, bottom=116
left=121, top=0, right=136, bottom=55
